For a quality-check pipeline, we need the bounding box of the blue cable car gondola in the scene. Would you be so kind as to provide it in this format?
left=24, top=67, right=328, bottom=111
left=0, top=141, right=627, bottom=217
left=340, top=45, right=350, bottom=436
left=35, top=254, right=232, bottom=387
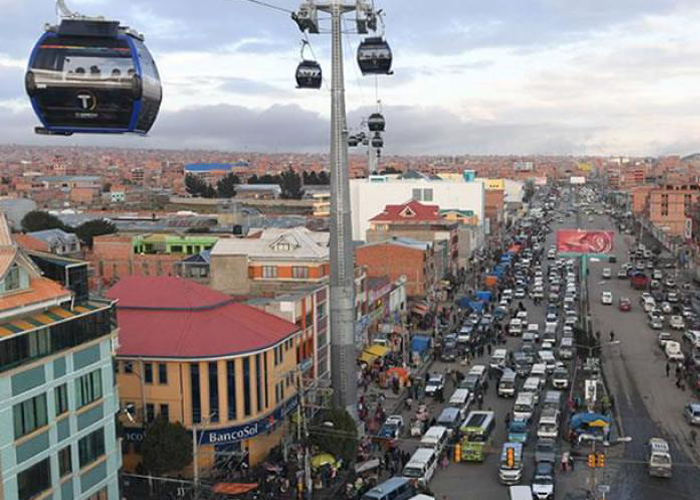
left=25, top=17, right=162, bottom=136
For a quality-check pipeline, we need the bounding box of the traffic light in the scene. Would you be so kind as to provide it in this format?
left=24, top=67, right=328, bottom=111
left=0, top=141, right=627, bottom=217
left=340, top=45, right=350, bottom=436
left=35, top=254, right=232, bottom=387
left=454, top=443, right=461, bottom=462
left=588, top=453, right=596, bottom=468
left=597, top=453, right=606, bottom=468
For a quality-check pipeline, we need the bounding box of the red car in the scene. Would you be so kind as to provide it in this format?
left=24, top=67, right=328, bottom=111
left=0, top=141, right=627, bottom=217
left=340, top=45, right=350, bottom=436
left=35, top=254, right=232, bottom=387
left=619, top=297, right=631, bottom=312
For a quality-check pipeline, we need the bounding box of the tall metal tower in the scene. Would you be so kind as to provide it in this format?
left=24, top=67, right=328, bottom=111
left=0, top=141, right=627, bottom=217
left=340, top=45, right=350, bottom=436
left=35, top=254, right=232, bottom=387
left=293, top=0, right=386, bottom=418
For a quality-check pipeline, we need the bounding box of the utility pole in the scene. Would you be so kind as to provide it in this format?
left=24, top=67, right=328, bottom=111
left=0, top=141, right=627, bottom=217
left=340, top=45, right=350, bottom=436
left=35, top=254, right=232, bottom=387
left=293, top=0, right=385, bottom=419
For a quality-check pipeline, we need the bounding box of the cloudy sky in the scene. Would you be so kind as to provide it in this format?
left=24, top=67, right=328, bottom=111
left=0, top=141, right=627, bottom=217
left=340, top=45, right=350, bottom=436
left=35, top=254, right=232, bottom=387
left=2, top=0, right=700, bottom=155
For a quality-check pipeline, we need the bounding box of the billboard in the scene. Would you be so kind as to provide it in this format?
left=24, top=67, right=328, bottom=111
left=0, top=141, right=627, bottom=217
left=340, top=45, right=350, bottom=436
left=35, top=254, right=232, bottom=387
left=570, top=176, right=586, bottom=185
left=556, top=230, right=614, bottom=254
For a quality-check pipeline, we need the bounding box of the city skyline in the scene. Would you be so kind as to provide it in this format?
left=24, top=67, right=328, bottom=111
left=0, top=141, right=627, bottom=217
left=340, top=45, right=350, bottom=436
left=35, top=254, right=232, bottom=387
left=2, top=0, right=700, bottom=155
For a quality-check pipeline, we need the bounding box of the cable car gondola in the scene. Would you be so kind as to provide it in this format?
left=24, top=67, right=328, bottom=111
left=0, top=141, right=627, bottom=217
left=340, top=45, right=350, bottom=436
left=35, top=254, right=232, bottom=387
left=357, top=37, right=393, bottom=76
left=26, top=13, right=162, bottom=136
left=367, top=112, right=385, bottom=132
left=371, top=132, right=383, bottom=149
left=348, top=135, right=360, bottom=147
left=296, top=60, right=322, bottom=89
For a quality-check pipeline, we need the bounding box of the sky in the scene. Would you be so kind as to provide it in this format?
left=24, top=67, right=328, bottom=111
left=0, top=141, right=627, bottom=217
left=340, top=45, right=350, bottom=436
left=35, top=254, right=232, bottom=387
left=2, top=0, right=700, bottom=156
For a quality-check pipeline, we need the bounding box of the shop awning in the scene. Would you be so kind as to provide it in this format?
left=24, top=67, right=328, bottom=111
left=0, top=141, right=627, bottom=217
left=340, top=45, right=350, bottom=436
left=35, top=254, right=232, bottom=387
left=360, top=344, right=390, bottom=363
left=211, top=483, right=258, bottom=496
left=387, top=366, right=409, bottom=381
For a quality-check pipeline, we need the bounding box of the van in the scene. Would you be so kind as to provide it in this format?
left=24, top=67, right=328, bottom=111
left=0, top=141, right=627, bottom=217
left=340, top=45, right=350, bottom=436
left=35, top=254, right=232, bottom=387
left=530, top=363, right=547, bottom=379
left=537, top=409, right=560, bottom=439
left=498, top=442, right=524, bottom=485
left=508, top=485, right=533, bottom=500
left=498, top=370, right=517, bottom=397
left=513, top=392, right=537, bottom=421
left=419, top=426, right=449, bottom=456
left=558, top=337, right=574, bottom=360
left=542, top=390, right=562, bottom=412
left=448, top=388, right=472, bottom=420
left=402, top=448, right=438, bottom=487
left=538, top=350, right=557, bottom=372
left=647, top=438, right=672, bottom=478
left=469, top=365, right=488, bottom=385
left=543, top=323, right=557, bottom=342
left=490, top=349, right=507, bottom=370
left=362, top=477, right=415, bottom=500
left=523, top=376, right=544, bottom=396
left=644, top=298, right=656, bottom=312
left=513, top=352, right=531, bottom=377
left=436, top=407, right=462, bottom=435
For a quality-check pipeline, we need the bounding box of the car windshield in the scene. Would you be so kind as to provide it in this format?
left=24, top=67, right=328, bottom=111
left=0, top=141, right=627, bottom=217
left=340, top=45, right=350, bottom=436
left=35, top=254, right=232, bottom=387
left=651, top=455, right=671, bottom=465
left=402, top=465, right=423, bottom=478
left=533, top=475, right=553, bottom=484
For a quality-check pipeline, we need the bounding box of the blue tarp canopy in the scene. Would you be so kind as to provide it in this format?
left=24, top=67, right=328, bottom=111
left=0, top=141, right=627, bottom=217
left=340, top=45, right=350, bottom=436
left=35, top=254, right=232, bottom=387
left=457, top=296, right=471, bottom=308
left=469, top=300, right=485, bottom=313
left=476, top=290, right=492, bottom=302
left=570, top=413, right=611, bottom=430
left=411, top=335, right=431, bottom=353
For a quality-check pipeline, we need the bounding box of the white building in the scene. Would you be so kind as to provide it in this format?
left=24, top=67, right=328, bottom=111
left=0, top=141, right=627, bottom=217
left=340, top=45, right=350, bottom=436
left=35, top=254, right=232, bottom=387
left=350, top=176, right=485, bottom=242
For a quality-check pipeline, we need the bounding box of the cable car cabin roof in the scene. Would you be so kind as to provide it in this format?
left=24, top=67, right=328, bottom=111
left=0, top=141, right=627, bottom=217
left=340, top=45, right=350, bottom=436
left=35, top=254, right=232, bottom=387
left=53, top=19, right=144, bottom=41
left=26, top=25, right=162, bottom=135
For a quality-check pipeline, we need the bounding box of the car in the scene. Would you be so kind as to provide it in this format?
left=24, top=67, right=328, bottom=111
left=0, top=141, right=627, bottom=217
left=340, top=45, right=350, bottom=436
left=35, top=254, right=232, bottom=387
left=665, top=341, right=685, bottom=362
left=661, top=301, right=673, bottom=314
left=618, top=297, right=631, bottom=312
left=617, top=268, right=628, bottom=279
left=378, top=415, right=404, bottom=439
left=545, top=312, right=558, bottom=323
left=641, top=292, right=653, bottom=303
left=649, top=317, right=664, bottom=330
left=653, top=269, right=663, bottom=280
left=684, top=403, right=700, bottom=425
left=658, top=332, right=673, bottom=349
left=665, top=278, right=677, bottom=288
left=534, top=438, right=556, bottom=463
left=552, top=367, right=569, bottom=389
left=651, top=279, right=661, bottom=290
left=424, top=374, right=445, bottom=396
left=601, top=291, right=613, bottom=305
left=670, top=316, right=685, bottom=330
left=532, top=461, right=555, bottom=500
left=668, top=292, right=679, bottom=303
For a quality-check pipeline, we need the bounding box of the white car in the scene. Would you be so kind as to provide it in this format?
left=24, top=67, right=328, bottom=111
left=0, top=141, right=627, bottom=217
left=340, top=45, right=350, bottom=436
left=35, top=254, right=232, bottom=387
left=601, top=291, right=613, bottom=305
left=665, top=341, right=685, bottom=362
left=658, top=332, right=673, bottom=349
left=602, top=268, right=612, bottom=279
left=670, top=316, right=685, bottom=330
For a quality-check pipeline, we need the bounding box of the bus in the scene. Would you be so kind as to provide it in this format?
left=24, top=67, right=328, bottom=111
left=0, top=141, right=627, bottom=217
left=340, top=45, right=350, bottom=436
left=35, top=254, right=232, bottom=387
left=459, top=410, right=496, bottom=461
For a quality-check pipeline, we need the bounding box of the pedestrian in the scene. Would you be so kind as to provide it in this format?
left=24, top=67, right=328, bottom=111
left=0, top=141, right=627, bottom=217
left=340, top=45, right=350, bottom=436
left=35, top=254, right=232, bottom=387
left=487, top=343, right=492, bottom=355
left=609, top=330, right=615, bottom=343
left=691, top=429, right=697, bottom=445
left=569, top=454, right=575, bottom=471
left=666, top=362, right=670, bottom=377
left=505, top=411, right=511, bottom=429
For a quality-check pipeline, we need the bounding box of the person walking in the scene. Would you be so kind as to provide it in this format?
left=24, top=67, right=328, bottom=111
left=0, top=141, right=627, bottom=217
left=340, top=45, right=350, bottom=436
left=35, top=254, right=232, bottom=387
left=666, top=362, right=671, bottom=377
left=504, top=411, right=511, bottom=430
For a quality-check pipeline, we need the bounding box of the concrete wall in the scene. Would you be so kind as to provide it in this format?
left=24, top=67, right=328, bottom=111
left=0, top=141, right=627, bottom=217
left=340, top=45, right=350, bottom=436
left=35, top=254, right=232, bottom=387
left=210, top=255, right=250, bottom=295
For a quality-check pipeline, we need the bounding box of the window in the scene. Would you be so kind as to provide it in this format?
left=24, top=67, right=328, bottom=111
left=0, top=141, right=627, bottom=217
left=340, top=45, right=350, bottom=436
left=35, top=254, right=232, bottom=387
left=158, top=363, right=168, bottom=385
left=412, top=188, right=422, bottom=201
left=75, top=369, right=102, bottom=408
left=274, top=345, right=283, bottom=366
left=144, top=363, right=153, bottom=384
left=262, top=266, right=277, bottom=279
left=208, top=362, right=219, bottom=422
left=58, top=446, right=72, bottom=477
left=5, top=267, right=20, bottom=291
left=243, top=357, right=251, bottom=417
left=78, top=427, right=105, bottom=468
left=85, top=488, right=108, bottom=500
left=28, top=328, right=50, bottom=358
left=226, top=360, right=237, bottom=420
left=55, top=383, right=69, bottom=416
left=255, top=354, right=263, bottom=413
left=124, top=361, right=133, bottom=374
left=190, top=364, right=201, bottom=424
left=292, top=266, right=309, bottom=279
left=423, top=188, right=434, bottom=201
left=17, top=457, right=51, bottom=500
left=146, top=403, right=155, bottom=423
left=13, top=394, right=48, bottom=439
left=160, top=404, right=169, bottom=421
left=316, top=302, right=326, bottom=319
left=263, top=353, right=269, bottom=409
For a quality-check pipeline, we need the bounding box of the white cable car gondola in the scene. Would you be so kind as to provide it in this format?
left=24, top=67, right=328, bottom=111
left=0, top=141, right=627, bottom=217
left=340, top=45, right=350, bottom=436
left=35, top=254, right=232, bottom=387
left=357, top=37, right=393, bottom=75
left=295, top=40, right=322, bottom=89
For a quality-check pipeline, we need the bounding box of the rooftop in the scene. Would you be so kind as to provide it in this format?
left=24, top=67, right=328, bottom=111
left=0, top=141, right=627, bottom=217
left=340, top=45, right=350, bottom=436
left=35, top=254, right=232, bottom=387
left=370, top=200, right=441, bottom=223
left=211, top=226, right=329, bottom=260
left=107, top=276, right=300, bottom=358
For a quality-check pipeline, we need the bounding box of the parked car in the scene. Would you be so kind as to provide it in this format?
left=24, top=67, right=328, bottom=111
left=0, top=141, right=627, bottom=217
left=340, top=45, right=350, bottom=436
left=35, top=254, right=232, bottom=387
left=684, top=403, right=700, bottom=425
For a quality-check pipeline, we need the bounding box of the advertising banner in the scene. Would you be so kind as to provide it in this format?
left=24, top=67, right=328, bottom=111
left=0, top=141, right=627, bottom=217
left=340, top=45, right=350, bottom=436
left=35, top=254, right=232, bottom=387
left=556, top=230, right=614, bottom=254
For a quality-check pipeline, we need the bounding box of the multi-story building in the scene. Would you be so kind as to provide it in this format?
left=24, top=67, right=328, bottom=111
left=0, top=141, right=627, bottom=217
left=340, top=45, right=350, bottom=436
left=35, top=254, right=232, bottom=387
left=647, top=184, right=700, bottom=237
left=0, top=217, right=121, bottom=500
left=108, top=276, right=304, bottom=472
left=209, top=227, right=329, bottom=296
left=350, top=174, right=485, bottom=242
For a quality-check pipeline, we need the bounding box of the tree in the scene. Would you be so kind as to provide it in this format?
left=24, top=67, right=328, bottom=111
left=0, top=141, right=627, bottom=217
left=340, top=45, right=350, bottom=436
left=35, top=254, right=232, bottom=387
left=184, top=174, right=209, bottom=197
left=379, top=166, right=401, bottom=175
left=247, top=174, right=259, bottom=184
left=74, top=219, right=117, bottom=248
left=279, top=167, right=305, bottom=200
left=317, top=171, right=330, bottom=184
left=21, top=210, right=68, bottom=233
left=203, top=184, right=217, bottom=198
left=101, top=182, right=112, bottom=193
left=217, top=173, right=240, bottom=198
left=308, top=409, right=357, bottom=466
left=141, top=417, right=193, bottom=476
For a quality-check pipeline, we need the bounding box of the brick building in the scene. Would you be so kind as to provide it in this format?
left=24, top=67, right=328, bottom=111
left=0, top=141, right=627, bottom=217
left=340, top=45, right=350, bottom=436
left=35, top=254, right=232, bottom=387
left=647, top=184, right=700, bottom=237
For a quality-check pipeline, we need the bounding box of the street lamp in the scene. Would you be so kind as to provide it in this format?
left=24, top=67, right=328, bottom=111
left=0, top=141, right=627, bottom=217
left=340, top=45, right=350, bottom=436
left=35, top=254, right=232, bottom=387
left=192, top=411, right=218, bottom=488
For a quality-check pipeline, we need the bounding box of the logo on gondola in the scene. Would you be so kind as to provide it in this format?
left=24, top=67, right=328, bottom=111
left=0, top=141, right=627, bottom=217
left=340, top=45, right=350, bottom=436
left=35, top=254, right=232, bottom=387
left=76, top=90, right=97, bottom=111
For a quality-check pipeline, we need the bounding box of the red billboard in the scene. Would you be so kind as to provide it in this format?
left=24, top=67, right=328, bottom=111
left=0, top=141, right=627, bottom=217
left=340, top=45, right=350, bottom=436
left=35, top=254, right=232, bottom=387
left=556, top=230, right=614, bottom=254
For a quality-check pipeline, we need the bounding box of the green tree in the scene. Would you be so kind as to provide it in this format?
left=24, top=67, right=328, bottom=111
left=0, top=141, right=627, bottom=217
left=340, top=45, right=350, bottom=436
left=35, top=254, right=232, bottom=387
left=279, top=167, right=305, bottom=200
left=184, top=174, right=209, bottom=197
left=141, top=417, right=193, bottom=476
left=203, top=184, right=217, bottom=198
left=247, top=174, right=259, bottom=184
left=317, top=171, right=330, bottom=184
left=217, top=173, right=240, bottom=198
left=308, top=409, right=357, bottom=466
left=74, top=219, right=117, bottom=249
left=21, top=210, right=68, bottom=233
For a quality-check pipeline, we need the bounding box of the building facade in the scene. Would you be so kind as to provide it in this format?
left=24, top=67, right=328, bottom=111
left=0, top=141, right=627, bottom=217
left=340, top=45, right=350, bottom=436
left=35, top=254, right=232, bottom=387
left=647, top=184, right=700, bottom=237
left=109, top=276, right=306, bottom=473
left=0, top=218, right=121, bottom=500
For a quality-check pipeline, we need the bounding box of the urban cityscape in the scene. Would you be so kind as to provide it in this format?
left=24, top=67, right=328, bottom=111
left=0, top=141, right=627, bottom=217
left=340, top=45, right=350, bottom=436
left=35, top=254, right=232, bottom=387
left=2, top=2, right=700, bottom=500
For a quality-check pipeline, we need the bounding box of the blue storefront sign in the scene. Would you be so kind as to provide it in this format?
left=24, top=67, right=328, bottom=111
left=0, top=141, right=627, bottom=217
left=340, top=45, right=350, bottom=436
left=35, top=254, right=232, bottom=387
left=123, top=395, right=299, bottom=444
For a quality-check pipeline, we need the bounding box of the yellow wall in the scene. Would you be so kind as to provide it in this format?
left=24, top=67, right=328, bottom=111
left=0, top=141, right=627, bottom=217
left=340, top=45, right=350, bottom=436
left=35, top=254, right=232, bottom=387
left=485, top=179, right=505, bottom=190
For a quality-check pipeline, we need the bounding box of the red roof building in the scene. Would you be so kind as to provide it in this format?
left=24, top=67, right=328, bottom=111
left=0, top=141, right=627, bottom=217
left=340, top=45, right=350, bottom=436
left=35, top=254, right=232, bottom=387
left=369, top=199, right=440, bottom=223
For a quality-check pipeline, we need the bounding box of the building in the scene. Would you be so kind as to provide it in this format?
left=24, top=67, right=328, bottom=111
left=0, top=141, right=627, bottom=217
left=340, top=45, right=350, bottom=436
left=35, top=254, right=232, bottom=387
left=366, top=200, right=458, bottom=274
left=0, top=217, right=121, bottom=500
left=27, top=229, right=81, bottom=256
left=647, top=184, right=700, bottom=237
left=209, top=227, right=329, bottom=296
left=355, top=238, right=436, bottom=298
left=349, top=174, right=485, bottom=242
left=184, top=164, right=234, bottom=181
left=108, top=276, right=305, bottom=472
